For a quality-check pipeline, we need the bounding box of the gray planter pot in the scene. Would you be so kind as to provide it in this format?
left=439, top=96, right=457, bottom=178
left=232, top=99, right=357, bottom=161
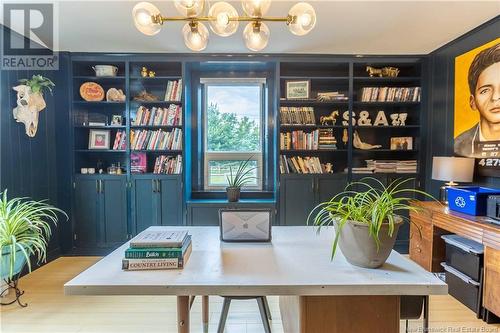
left=335, top=216, right=403, bottom=268
left=226, top=187, right=241, bottom=202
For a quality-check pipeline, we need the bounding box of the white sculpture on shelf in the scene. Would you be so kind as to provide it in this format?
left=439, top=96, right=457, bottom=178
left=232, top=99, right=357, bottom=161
left=353, top=131, right=382, bottom=150
left=357, top=111, right=372, bottom=126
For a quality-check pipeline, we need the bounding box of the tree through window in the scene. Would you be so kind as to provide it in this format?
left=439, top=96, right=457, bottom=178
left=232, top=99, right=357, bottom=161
left=202, top=80, right=264, bottom=190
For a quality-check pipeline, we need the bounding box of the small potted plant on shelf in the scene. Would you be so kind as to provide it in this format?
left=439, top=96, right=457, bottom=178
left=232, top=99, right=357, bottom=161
left=308, top=178, right=434, bottom=268
left=225, top=158, right=257, bottom=202
left=0, top=190, right=67, bottom=305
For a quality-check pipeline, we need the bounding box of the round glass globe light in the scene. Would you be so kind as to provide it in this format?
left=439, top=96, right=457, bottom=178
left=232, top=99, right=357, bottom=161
left=132, top=2, right=162, bottom=36
left=243, top=22, right=270, bottom=52
left=288, top=2, right=316, bottom=36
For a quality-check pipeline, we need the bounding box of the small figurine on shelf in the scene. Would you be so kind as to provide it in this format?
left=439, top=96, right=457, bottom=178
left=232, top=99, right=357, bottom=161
left=324, top=163, right=334, bottom=174
left=320, top=110, right=339, bottom=125
left=141, top=67, right=148, bottom=78
left=366, top=66, right=400, bottom=77
left=148, top=70, right=156, bottom=78
left=342, top=128, right=348, bottom=147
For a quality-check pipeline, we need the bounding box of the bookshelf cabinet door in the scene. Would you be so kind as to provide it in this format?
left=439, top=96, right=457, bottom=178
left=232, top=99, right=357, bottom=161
left=316, top=175, right=347, bottom=204
left=131, top=177, right=161, bottom=234
left=74, top=178, right=100, bottom=248
left=280, top=176, right=316, bottom=226
left=159, top=177, right=183, bottom=226
left=101, top=178, right=128, bottom=246
left=388, top=175, right=416, bottom=252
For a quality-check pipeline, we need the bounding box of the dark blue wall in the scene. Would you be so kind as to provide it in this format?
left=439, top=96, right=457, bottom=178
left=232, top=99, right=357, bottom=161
left=0, top=26, right=71, bottom=257
left=425, top=17, right=500, bottom=196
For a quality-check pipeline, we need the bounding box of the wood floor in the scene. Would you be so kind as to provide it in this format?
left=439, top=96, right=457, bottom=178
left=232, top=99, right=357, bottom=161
left=1, top=257, right=499, bottom=333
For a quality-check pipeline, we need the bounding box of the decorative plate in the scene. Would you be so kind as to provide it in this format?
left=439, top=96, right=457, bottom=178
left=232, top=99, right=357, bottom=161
left=80, top=82, right=105, bottom=101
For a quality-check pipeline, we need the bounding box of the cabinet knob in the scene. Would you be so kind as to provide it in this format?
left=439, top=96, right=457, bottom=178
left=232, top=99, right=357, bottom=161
left=416, top=247, right=422, bottom=253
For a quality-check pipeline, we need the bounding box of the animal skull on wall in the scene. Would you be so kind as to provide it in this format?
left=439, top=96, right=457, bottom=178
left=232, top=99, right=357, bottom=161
left=12, top=85, right=47, bottom=137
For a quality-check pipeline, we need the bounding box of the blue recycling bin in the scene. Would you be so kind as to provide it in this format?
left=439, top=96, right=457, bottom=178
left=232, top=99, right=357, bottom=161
left=447, top=187, right=500, bottom=216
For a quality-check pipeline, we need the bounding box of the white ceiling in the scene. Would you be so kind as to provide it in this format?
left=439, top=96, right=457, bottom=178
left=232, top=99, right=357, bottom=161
left=8, top=1, right=500, bottom=54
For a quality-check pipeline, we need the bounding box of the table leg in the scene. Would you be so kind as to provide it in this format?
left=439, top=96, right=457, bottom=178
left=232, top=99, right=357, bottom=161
left=202, top=296, right=209, bottom=332
left=177, top=296, right=190, bottom=333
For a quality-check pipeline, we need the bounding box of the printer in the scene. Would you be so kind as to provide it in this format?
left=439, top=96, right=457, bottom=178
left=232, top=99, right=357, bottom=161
left=487, top=195, right=500, bottom=221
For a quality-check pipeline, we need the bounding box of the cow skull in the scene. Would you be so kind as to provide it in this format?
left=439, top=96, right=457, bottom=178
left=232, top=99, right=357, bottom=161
left=12, top=85, right=46, bottom=137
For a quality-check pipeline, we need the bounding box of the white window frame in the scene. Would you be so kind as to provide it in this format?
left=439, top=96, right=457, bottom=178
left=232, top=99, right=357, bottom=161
left=202, top=78, right=265, bottom=191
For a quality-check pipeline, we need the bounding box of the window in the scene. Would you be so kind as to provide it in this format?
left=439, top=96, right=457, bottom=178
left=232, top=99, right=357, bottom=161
left=202, top=78, right=265, bottom=190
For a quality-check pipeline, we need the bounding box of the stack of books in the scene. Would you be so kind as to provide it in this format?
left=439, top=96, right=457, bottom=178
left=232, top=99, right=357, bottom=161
left=360, top=87, right=421, bottom=102
left=396, top=160, right=418, bottom=173
left=153, top=155, right=182, bottom=174
left=364, top=160, right=417, bottom=174
left=130, top=128, right=182, bottom=150
left=112, top=131, right=127, bottom=150
left=280, top=130, right=319, bottom=150
left=164, top=80, right=183, bottom=102
left=280, top=107, right=316, bottom=125
left=122, top=230, right=192, bottom=271
left=280, top=155, right=327, bottom=174
left=318, top=128, right=337, bottom=150
left=132, top=105, right=182, bottom=126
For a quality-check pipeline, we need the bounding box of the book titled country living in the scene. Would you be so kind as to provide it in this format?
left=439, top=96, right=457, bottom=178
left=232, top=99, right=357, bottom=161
left=125, top=235, right=191, bottom=259
left=130, top=229, right=188, bottom=248
left=122, top=242, right=192, bottom=271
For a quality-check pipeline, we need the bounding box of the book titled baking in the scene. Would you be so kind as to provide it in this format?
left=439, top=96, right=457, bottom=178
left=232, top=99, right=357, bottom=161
left=130, top=230, right=188, bottom=248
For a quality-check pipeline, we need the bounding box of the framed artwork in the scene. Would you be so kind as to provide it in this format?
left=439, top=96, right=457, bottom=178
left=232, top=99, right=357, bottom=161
left=390, top=137, right=413, bottom=150
left=454, top=38, right=500, bottom=177
left=88, top=129, right=110, bottom=150
left=130, top=152, right=147, bottom=173
left=286, top=80, right=310, bottom=100
left=110, top=115, right=123, bottom=126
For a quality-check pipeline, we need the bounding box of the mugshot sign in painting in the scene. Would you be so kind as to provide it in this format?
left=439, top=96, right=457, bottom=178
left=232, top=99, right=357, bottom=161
left=454, top=39, right=500, bottom=177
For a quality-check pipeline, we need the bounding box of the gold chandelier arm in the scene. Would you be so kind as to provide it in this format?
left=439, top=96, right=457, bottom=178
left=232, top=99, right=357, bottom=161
left=154, top=14, right=294, bottom=24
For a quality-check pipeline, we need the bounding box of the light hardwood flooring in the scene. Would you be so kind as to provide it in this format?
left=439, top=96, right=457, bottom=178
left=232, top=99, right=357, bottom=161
left=1, top=257, right=499, bottom=333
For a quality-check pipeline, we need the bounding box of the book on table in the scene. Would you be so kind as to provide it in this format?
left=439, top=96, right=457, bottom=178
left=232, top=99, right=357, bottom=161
left=122, top=230, right=192, bottom=271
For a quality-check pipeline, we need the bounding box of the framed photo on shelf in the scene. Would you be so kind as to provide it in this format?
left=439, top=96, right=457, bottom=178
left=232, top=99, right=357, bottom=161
left=286, top=80, right=310, bottom=100
left=390, top=137, right=413, bottom=150
left=110, top=115, right=123, bottom=126
left=88, top=129, right=110, bottom=150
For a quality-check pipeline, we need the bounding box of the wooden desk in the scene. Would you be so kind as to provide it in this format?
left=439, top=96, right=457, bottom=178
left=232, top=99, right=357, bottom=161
left=65, top=226, right=446, bottom=333
left=410, top=201, right=500, bottom=317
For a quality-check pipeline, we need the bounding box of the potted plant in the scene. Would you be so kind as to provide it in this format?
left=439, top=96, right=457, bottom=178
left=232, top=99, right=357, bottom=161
left=0, top=190, right=67, bottom=283
left=308, top=178, right=433, bottom=268
left=225, top=158, right=257, bottom=202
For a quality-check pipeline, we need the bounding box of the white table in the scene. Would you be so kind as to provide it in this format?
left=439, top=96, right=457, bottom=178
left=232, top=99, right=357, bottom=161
left=65, top=226, right=447, bottom=333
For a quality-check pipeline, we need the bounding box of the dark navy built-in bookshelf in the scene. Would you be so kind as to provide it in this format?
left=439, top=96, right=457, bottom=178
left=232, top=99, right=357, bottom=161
left=69, top=54, right=424, bottom=253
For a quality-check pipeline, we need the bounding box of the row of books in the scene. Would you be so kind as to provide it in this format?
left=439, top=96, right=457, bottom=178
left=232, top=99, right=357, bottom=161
left=130, top=128, right=182, bottom=151
left=280, top=107, right=316, bottom=125
left=112, top=131, right=127, bottom=150
left=280, top=130, right=319, bottom=150
left=132, top=105, right=182, bottom=126
left=153, top=155, right=182, bottom=174
left=164, top=79, right=182, bottom=102
left=122, top=230, right=192, bottom=271
left=359, top=87, right=421, bottom=102
left=352, top=159, right=418, bottom=174
left=280, top=155, right=331, bottom=174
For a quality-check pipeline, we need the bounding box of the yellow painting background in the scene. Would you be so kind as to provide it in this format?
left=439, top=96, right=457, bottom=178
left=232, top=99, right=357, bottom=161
left=454, top=38, right=500, bottom=138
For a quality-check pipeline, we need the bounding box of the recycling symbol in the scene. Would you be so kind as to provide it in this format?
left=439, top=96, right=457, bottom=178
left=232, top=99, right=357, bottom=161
left=455, top=196, right=466, bottom=208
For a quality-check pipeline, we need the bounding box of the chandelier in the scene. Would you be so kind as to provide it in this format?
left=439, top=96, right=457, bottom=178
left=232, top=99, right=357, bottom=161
left=132, top=1, right=317, bottom=52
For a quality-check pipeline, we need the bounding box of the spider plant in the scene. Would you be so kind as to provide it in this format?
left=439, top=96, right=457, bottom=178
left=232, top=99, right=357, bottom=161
left=0, top=190, right=67, bottom=280
left=226, top=157, right=257, bottom=188
left=308, top=177, right=435, bottom=260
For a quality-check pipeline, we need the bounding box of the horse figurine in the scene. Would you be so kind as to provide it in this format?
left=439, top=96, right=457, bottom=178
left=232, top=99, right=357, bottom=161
left=320, top=110, right=339, bottom=125
left=366, top=66, right=400, bottom=77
